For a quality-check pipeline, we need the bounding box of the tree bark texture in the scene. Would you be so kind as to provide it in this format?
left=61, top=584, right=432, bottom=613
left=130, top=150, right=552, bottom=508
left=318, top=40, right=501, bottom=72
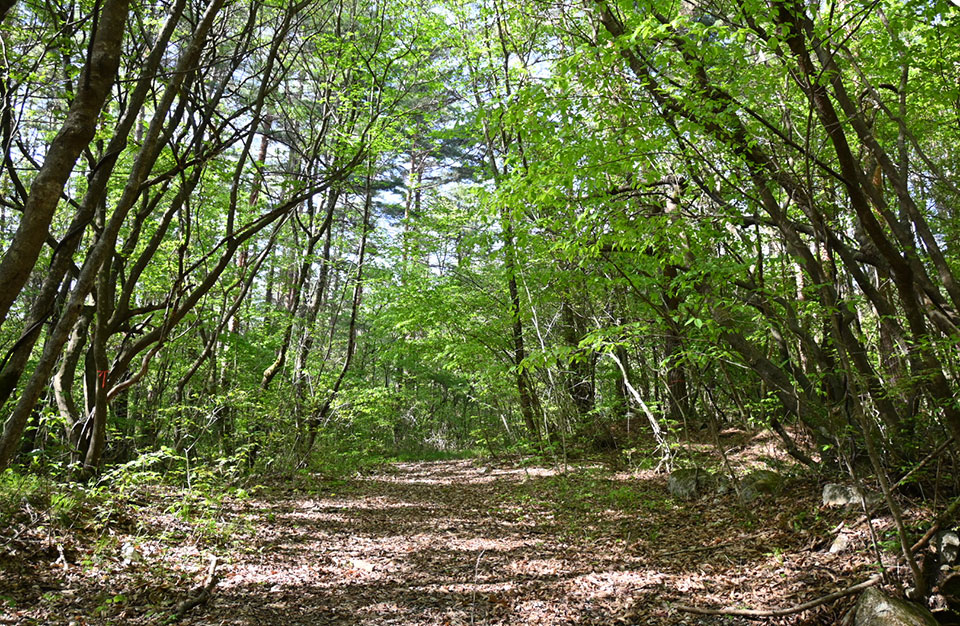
left=0, top=0, right=130, bottom=329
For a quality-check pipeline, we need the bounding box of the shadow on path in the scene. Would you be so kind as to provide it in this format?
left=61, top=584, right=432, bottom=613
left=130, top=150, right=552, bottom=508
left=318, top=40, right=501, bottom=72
left=188, top=460, right=860, bottom=625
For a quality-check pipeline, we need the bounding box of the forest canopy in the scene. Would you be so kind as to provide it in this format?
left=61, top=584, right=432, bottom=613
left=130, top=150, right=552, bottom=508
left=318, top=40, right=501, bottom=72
left=0, top=0, right=957, bottom=493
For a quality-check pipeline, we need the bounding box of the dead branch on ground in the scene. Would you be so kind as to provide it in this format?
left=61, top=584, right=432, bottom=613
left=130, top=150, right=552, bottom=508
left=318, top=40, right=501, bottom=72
left=171, top=554, right=220, bottom=621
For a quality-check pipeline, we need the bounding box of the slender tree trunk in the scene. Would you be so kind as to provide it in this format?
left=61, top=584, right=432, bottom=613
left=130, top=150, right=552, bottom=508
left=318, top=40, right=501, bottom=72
left=503, top=210, right=540, bottom=439
left=54, top=306, right=94, bottom=461
left=80, top=190, right=119, bottom=476
left=0, top=0, right=129, bottom=329
left=661, top=179, right=689, bottom=427
left=303, top=172, right=373, bottom=457
left=560, top=298, right=594, bottom=418
left=262, top=184, right=326, bottom=389
left=662, top=263, right=689, bottom=426
left=609, top=351, right=671, bottom=469
left=294, top=188, right=340, bottom=386
left=0, top=0, right=225, bottom=470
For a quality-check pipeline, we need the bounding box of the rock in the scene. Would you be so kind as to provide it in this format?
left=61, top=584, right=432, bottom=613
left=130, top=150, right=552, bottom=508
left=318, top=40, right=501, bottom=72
left=739, top=469, right=782, bottom=503
left=822, top=483, right=882, bottom=508
left=668, top=468, right=714, bottom=500
left=937, top=531, right=960, bottom=566
left=830, top=532, right=852, bottom=553
left=853, top=588, right=938, bottom=626
left=120, top=542, right=142, bottom=565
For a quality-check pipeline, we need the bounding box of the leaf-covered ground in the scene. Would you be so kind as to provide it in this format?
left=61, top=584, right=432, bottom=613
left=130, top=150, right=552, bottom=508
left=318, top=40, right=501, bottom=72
left=3, top=455, right=906, bottom=625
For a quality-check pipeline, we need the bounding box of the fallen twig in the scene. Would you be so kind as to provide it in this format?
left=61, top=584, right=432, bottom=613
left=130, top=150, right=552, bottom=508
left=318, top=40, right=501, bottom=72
left=674, top=574, right=882, bottom=619
left=679, top=497, right=957, bottom=621
left=470, top=549, right=486, bottom=626
left=171, top=555, right=220, bottom=622
left=676, top=498, right=960, bottom=618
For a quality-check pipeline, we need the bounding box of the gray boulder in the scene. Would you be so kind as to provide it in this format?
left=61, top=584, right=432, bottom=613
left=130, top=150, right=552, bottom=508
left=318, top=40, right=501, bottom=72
left=822, top=483, right=882, bottom=508
left=668, top=468, right=714, bottom=500
left=739, top=469, right=782, bottom=503
left=936, top=530, right=959, bottom=566
left=853, top=588, right=938, bottom=626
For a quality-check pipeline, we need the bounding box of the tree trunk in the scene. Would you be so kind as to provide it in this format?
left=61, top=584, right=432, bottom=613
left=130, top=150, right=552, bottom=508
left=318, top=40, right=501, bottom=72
left=292, top=188, right=340, bottom=400
left=0, top=0, right=225, bottom=470
left=504, top=212, right=540, bottom=440
left=54, top=306, right=93, bottom=461
left=561, top=298, right=594, bottom=418
left=0, top=0, right=130, bottom=329
left=303, top=171, right=373, bottom=457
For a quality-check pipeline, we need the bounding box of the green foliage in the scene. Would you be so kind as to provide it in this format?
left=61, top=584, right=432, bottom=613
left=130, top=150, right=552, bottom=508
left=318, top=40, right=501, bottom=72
left=0, top=469, right=47, bottom=527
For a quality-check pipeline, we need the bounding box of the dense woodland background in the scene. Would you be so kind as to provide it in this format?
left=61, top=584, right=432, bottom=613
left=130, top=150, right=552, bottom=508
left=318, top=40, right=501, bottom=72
left=1, top=0, right=960, bottom=615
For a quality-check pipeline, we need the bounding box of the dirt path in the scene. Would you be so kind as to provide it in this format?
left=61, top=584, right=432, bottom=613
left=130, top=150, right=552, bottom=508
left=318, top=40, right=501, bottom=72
left=182, top=460, right=866, bottom=625
left=4, top=459, right=881, bottom=624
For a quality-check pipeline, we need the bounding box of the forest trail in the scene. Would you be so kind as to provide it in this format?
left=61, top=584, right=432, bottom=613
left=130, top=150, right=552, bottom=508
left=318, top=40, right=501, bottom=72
left=187, top=460, right=861, bottom=625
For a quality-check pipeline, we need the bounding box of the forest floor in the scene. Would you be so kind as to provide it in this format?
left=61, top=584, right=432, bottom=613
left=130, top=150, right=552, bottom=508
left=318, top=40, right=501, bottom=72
left=3, top=445, right=913, bottom=625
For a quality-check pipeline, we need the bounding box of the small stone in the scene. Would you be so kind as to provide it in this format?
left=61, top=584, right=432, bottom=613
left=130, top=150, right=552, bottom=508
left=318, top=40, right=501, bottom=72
left=830, top=532, right=852, bottom=553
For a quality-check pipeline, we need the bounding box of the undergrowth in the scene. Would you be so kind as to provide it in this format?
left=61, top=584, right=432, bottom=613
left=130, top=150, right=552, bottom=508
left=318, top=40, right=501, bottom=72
left=3, top=450, right=261, bottom=562
left=0, top=448, right=264, bottom=624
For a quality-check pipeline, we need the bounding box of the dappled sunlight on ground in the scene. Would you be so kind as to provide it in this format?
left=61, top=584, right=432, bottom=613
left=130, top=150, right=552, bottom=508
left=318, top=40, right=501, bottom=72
left=178, top=460, right=879, bottom=625
left=3, top=459, right=898, bottom=625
